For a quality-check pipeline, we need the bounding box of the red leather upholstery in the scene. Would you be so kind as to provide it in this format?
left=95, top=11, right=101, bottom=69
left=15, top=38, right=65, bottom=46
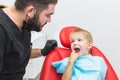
left=40, top=26, right=118, bottom=80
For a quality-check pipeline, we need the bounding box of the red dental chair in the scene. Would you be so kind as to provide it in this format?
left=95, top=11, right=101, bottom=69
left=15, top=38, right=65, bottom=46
left=40, top=26, right=118, bottom=80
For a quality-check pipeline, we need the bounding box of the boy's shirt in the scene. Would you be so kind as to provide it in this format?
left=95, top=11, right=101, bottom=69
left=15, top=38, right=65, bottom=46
left=52, top=55, right=107, bottom=80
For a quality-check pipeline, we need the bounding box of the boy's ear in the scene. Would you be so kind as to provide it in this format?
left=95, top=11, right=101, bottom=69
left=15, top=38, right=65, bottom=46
left=88, top=43, right=93, bottom=49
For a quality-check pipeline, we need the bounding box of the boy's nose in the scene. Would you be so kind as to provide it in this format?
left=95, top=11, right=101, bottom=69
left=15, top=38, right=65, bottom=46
left=73, top=42, right=78, bottom=46
left=74, top=40, right=79, bottom=44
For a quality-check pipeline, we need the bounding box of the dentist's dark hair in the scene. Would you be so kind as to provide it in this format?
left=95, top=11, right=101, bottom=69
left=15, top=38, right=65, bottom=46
left=15, top=0, right=58, bottom=11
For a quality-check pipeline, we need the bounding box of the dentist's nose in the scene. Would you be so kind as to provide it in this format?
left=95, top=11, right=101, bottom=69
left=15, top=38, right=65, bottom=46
left=47, top=18, right=51, bottom=22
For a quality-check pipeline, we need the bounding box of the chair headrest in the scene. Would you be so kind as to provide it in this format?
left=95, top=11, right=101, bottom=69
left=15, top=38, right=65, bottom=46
left=59, top=26, right=80, bottom=48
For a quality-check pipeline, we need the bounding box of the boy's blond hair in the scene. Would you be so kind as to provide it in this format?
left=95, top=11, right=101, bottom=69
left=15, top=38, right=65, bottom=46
left=70, top=28, right=93, bottom=43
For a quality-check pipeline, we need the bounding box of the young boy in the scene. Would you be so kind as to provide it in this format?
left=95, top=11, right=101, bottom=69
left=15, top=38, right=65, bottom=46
left=52, top=28, right=107, bottom=80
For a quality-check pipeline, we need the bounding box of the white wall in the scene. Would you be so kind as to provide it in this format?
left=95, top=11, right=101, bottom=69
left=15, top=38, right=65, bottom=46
left=0, top=0, right=15, bottom=6
left=1, top=0, right=120, bottom=79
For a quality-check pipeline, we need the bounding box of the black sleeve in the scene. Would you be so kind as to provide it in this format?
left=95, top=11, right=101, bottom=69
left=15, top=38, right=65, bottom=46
left=0, top=26, right=6, bottom=72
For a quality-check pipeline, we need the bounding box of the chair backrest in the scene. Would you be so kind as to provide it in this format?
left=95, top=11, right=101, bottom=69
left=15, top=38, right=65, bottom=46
left=40, top=26, right=118, bottom=80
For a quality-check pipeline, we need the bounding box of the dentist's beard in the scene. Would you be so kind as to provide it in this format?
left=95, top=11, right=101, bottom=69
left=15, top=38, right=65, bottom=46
left=23, top=18, right=41, bottom=32
left=22, top=20, right=47, bottom=32
left=22, top=14, right=47, bottom=32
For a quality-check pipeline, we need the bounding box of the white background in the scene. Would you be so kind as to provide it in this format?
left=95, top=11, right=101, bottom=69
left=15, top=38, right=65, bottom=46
left=0, top=0, right=120, bottom=79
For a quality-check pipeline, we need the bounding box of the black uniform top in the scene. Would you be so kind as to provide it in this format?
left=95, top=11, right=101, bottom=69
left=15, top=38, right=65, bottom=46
left=0, top=8, right=31, bottom=80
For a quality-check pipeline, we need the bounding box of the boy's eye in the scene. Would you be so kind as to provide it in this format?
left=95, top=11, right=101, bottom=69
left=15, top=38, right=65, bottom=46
left=78, top=39, right=81, bottom=41
left=71, top=40, right=74, bottom=43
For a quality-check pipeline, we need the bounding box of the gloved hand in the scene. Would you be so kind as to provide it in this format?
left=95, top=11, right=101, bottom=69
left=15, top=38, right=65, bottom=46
left=41, top=40, right=58, bottom=56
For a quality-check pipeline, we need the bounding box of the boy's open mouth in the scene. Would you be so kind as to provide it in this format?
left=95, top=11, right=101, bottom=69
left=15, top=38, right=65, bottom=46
left=74, top=48, right=80, bottom=53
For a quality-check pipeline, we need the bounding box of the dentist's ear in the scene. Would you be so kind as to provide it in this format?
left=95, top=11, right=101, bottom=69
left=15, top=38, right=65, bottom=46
left=25, top=5, right=36, bottom=19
